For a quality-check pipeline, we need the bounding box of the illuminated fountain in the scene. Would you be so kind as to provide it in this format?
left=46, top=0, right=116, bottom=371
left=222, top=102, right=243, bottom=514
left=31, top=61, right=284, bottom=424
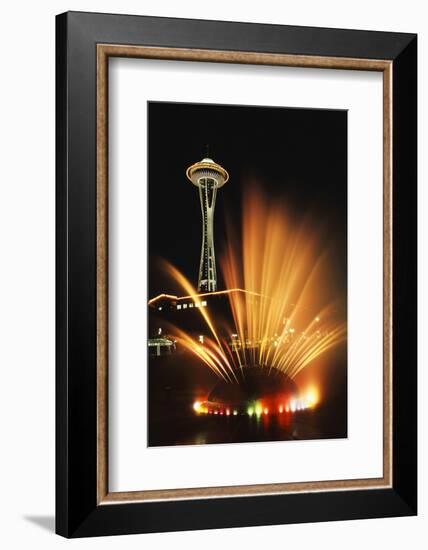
left=152, top=183, right=347, bottom=414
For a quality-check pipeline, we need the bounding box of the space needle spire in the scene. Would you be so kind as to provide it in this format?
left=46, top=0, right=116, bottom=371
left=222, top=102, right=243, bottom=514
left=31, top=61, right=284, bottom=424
left=186, top=156, right=229, bottom=292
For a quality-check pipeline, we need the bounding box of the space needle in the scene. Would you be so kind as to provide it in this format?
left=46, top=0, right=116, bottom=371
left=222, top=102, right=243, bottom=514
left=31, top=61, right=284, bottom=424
left=186, top=156, right=229, bottom=292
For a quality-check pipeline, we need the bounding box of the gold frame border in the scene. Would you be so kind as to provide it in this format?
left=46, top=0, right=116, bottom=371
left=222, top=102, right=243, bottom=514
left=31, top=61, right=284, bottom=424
left=96, top=44, right=393, bottom=504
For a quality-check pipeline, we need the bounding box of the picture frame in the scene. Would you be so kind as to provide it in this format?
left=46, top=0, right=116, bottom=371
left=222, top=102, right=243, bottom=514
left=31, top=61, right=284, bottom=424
left=56, top=11, right=417, bottom=537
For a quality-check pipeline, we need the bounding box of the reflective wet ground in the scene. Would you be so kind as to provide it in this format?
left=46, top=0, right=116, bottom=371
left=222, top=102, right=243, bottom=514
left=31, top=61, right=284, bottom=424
left=148, top=350, right=347, bottom=447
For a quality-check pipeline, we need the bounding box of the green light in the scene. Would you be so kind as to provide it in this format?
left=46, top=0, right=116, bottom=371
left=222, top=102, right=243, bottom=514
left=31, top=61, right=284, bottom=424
left=247, top=407, right=254, bottom=416
left=255, top=403, right=263, bottom=416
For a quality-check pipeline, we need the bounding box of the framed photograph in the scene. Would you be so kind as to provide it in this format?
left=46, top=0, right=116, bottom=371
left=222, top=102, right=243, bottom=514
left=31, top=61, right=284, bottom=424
left=146, top=101, right=348, bottom=448
left=56, top=11, right=417, bottom=537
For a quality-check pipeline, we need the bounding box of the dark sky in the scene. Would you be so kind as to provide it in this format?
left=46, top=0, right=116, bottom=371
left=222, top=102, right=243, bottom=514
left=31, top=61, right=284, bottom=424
left=148, top=101, right=347, bottom=298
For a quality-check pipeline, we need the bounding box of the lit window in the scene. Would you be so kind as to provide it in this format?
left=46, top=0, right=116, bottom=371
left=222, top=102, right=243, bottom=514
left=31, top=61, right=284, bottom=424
left=177, top=305, right=181, bottom=310
left=195, top=302, right=200, bottom=308
left=183, top=303, right=188, bottom=309
left=201, top=301, right=207, bottom=307
left=189, top=303, right=194, bottom=308
left=198, top=335, right=204, bottom=344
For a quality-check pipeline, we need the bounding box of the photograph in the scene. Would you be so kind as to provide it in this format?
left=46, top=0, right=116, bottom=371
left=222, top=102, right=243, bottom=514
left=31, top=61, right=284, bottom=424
left=147, top=101, right=348, bottom=447
left=0, top=1, right=420, bottom=545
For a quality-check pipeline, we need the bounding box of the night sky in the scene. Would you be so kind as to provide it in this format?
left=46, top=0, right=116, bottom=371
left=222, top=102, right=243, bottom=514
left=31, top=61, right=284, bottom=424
left=148, top=101, right=347, bottom=298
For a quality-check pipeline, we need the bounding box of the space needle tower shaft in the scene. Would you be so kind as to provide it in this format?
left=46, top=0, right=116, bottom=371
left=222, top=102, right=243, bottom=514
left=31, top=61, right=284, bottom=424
left=186, top=157, right=229, bottom=292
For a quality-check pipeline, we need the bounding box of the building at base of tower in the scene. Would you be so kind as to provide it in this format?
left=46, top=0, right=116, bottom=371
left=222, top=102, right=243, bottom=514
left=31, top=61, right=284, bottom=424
left=148, top=288, right=267, bottom=352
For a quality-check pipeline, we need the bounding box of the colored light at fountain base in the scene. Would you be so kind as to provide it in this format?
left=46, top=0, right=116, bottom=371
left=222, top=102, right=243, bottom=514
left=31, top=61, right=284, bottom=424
left=194, top=390, right=319, bottom=417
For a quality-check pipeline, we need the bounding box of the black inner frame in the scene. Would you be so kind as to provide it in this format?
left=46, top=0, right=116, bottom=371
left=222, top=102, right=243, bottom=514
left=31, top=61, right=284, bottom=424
left=56, top=11, right=417, bottom=538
